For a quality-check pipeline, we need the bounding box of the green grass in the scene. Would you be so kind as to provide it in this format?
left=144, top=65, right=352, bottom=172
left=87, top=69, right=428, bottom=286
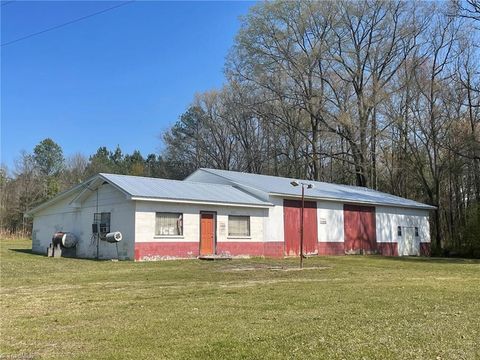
left=1, top=239, right=479, bottom=359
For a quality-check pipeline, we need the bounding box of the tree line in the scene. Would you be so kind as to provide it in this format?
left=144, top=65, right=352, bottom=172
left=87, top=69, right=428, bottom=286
left=0, top=139, right=175, bottom=235
left=161, top=1, right=480, bottom=256
left=2, top=0, right=479, bottom=256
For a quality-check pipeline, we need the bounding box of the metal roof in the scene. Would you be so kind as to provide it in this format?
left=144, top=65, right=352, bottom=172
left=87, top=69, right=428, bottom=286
left=99, top=173, right=272, bottom=207
left=192, top=168, right=435, bottom=210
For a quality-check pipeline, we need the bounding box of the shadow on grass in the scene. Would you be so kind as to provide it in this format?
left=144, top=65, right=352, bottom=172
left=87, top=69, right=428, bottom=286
left=7, top=248, right=118, bottom=262
left=9, top=248, right=45, bottom=256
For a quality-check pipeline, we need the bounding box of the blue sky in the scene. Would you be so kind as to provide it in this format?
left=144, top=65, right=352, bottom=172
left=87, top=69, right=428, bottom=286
left=1, top=1, right=254, bottom=170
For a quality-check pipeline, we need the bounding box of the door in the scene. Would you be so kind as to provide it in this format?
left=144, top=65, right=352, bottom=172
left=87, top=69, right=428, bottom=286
left=344, top=205, right=376, bottom=254
left=283, top=200, right=318, bottom=256
left=399, top=227, right=419, bottom=256
left=200, top=212, right=215, bottom=256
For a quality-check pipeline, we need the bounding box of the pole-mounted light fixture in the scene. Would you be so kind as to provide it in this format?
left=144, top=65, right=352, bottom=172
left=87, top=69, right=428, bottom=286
left=290, top=180, right=314, bottom=269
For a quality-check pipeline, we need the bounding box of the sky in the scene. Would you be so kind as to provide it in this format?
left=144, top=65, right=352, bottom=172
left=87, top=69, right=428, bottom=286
left=1, top=0, right=255, bottom=171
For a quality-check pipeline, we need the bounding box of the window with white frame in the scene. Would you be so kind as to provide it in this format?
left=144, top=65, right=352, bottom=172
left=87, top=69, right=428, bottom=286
left=228, top=215, right=250, bottom=236
left=155, top=213, right=183, bottom=236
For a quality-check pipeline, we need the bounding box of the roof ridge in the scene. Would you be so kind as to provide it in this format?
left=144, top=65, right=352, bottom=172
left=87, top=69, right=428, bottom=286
left=201, top=168, right=354, bottom=188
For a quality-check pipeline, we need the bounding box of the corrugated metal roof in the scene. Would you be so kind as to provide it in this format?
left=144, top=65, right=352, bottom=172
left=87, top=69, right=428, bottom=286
left=99, top=173, right=272, bottom=207
left=195, top=169, right=435, bottom=210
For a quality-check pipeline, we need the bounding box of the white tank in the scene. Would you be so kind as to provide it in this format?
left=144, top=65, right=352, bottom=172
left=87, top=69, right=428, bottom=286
left=52, top=232, right=78, bottom=248
left=105, top=232, right=122, bottom=243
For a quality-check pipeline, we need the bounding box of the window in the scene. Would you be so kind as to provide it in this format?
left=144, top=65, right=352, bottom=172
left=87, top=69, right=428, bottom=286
left=415, top=227, right=419, bottom=237
left=93, top=212, right=110, bottom=234
left=228, top=215, right=250, bottom=236
left=397, top=226, right=402, bottom=237
left=156, top=213, right=183, bottom=236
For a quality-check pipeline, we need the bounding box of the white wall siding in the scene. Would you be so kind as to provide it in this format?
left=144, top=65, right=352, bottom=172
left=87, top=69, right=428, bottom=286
left=265, top=196, right=285, bottom=243
left=134, top=201, right=267, bottom=244
left=317, top=201, right=344, bottom=242
left=32, top=184, right=135, bottom=259
left=376, top=206, right=431, bottom=244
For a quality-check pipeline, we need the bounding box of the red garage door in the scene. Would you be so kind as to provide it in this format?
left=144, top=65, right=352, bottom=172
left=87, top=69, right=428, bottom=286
left=344, top=205, right=376, bottom=254
left=284, top=200, right=318, bottom=256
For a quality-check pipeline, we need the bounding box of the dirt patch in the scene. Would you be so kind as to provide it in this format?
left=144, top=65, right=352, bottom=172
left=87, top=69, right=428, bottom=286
left=220, top=264, right=330, bottom=272
left=270, top=266, right=330, bottom=271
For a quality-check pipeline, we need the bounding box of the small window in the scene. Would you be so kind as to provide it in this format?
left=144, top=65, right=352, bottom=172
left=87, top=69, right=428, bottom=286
left=156, top=213, right=183, bottom=236
left=228, top=215, right=250, bottom=236
left=415, top=227, right=419, bottom=237
left=94, top=212, right=111, bottom=234
left=397, top=226, right=402, bottom=237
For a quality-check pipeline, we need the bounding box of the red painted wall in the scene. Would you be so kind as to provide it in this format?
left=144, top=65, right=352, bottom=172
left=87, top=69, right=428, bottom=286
left=215, top=242, right=282, bottom=258
left=263, top=242, right=284, bottom=258
left=216, top=242, right=264, bottom=257
left=344, top=204, right=377, bottom=253
left=135, top=241, right=285, bottom=260
left=283, top=200, right=318, bottom=256
left=377, top=243, right=399, bottom=256
left=135, top=242, right=198, bottom=260
left=318, top=242, right=344, bottom=255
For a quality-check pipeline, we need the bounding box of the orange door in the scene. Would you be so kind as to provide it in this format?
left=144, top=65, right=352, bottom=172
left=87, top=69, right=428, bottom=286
left=200, top=213, right=215, bottom=255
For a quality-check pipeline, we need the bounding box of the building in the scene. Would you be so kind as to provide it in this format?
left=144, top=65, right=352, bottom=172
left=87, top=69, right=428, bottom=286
left=26, top=169, right=435, bottom=260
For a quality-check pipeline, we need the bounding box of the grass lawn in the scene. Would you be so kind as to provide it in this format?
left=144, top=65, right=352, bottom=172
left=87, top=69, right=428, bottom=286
left=1, top=239, right=479, bottom=359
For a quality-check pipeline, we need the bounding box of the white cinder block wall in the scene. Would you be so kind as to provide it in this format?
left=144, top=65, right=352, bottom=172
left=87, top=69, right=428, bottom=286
left=32, top=184, right=135, bottom=260
left=134, top=201, right=268, bottom=244
left=265, top=197, right=285, bottom=243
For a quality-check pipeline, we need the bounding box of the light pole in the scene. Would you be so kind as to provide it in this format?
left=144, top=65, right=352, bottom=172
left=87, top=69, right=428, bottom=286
left=290, top=180, right=314, bottom=269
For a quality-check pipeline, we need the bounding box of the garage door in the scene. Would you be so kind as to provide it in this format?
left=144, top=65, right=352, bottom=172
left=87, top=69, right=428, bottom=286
left=284, top=200, right=318, bottom=256
left=344, top=204, right=376, bottom=254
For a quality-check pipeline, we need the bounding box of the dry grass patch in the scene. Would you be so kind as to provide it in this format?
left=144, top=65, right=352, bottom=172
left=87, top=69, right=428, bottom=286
left=1, top=239, right=480, bottom=359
